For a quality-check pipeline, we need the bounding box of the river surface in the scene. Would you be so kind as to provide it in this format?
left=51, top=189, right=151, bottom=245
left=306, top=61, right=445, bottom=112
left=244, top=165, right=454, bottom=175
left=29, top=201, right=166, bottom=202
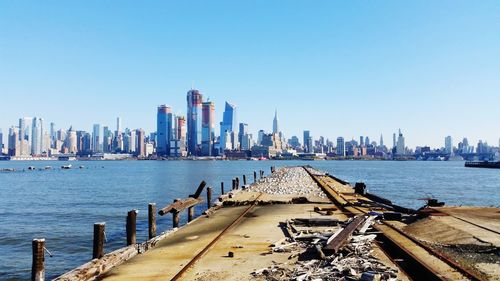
left=0, top=160, right=498, bottom=280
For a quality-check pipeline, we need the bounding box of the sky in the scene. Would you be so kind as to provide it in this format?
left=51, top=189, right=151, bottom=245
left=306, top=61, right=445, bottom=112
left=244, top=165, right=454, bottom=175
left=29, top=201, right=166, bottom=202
left=1, top=1, right=499, bottom=148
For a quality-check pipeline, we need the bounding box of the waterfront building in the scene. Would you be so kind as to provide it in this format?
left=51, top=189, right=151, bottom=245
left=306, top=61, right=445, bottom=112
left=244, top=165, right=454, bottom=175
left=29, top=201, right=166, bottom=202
left=303, top=130, right=311, bottom=153
left=176, top=116, right=187, bottom=142
left=0, top=129, right=3, bottom=154
left=129, top=130, right=136, bottom=154
left=8, top=127, right=19, bottom=156
left=31, top=117, right=41, bottom=155
left=64, top=127, right=77, bottom=154
left=136, top=129, right=146, bottom=157
left=92, top=124, right=102, bottom=153
left=201, top=101, right=215, bottom=156
left=365, top=136, right=370, bottom=147
left=288, top=136, right=300, bottom=148
left=360, top=136, right=364, bottom=147
left=157, top=105, right=173, bottom=156
left=219, top=102, right=237, bottom=154
left=187, top=89, right=203, bottom=155
left=273, top=109, right=279, bottom=134
left=396, top=129, right=405, bottom=155
left=380, top=134, right=384, bottom=147
left=336, top=137, right=345, bottom=157
left=445, top=136, right=453, bottom=155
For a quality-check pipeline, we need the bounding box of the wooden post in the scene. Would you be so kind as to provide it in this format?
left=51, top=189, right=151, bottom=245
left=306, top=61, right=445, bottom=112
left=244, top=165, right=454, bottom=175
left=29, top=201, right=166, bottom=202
left=126, top=210, right=137, bottom=246
left=93, top=222, right=105, bottom=259
left=188, top=206, right=195, bottom=222
left=271, top=166, right=273, bottom=173
left=221, top=182, right=225, bottom=194
left=207, top=187, right=213, bottom=209
left=232, top=179, right=236, bottom=190
left=172, top=199, right=180, bottom=228
left=253, top=171, right=257, bottom=183
left=235, top=177, right=239, bottom=189
left=31, top=238, right=45, bottom=281
left=243, top=175, right=247, bottom=185
left=148, top=203, right=157, bottom=239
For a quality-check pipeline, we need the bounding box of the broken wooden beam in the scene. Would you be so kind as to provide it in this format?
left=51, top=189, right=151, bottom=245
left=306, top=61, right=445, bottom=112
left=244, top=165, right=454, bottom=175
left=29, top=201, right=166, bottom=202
left=323, top=215, right=366, bottom=254
left=189, top=181, right=207, bottom=199
left=158, top=197, right=202, bottom=216
left=292, top=218, right=341, bottom=226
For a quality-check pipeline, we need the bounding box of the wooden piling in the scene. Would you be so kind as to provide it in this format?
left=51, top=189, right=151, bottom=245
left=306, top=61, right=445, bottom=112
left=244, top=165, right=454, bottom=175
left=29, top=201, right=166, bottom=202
left=126, top=210, right=137, bottom=246
left=232, top=179, right=236, bottom=190
left=31, top=238, right=45, bottom=281
left=207, top=187, right=213, bottom=209
left=243, top=175, right=247, bottom=185
left=221, top=182, right=225, bottom=194
left=172, top=199, right=180, bottom=228
left=93, top=222, right=105, bottom=259
left=235, top=177, right=239, bottom=189
left=254, top=171, right=257, bottom=182
left=188, top=206, right=194, bottom=222
left=148, top=203, right=157, bottom=239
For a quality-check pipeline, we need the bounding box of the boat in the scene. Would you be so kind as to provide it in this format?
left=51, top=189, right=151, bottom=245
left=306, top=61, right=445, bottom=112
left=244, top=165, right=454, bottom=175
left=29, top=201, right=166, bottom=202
left=61, top=164, right=72, bottom=169
left=465, top=161, right=500, bottom=169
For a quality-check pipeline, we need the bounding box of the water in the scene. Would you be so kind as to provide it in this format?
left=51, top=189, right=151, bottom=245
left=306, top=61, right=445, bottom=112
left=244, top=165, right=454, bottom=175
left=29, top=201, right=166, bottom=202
left=0, top=160, right=498, bottom=280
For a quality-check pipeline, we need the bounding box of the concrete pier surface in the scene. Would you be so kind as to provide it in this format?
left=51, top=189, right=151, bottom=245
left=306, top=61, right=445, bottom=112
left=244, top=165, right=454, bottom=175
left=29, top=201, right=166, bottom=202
left=57, top=166, right=499, bottom=281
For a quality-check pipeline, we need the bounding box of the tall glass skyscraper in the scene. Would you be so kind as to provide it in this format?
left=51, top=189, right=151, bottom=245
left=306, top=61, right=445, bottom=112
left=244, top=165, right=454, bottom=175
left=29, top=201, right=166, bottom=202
left=187, top=89, right=202, bottom=155
left=92, top=124, right=101, bottom=153
left=156, top=105, right=173, bottom=156
left=219, top=102, right=237, bottom=153
left=201, top=101, right=215, bottom=156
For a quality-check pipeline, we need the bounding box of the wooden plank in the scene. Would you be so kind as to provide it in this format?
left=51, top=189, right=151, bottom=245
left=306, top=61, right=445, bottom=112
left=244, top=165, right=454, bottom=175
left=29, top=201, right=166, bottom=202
left=323, top=216, right=366, bottom=254
left=158, top=197, right=202, bottom=216
left=292, top=218, right=341, bottom=226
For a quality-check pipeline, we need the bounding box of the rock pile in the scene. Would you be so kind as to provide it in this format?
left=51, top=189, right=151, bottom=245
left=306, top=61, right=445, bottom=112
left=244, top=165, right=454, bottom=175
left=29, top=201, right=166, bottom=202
left=245, top=167, right=327, bottom=198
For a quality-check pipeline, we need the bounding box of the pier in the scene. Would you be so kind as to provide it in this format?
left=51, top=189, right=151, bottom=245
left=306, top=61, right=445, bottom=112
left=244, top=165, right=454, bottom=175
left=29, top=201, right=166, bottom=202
left=37, top=166, right=499, bottom=281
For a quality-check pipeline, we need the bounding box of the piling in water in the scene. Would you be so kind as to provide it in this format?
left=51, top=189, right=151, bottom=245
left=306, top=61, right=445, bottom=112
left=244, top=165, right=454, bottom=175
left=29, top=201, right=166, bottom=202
left=148, top=203, right=157, bottom=239
left=126, top=210, right=137, bottom=246
left=31, top=238, right=45, bottom=281
left=93, top=222, right=105, bottom=259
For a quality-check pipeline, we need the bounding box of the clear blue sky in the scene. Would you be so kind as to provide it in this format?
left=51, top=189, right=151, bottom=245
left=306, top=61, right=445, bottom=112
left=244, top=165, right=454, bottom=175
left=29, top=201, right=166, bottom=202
left=1, top=1, right=499, bottom=148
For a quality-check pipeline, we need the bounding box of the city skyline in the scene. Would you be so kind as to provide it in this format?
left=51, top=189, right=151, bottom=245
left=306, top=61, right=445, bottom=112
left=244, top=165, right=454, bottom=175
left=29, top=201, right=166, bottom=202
left=1, top=1, right=499, bottom=148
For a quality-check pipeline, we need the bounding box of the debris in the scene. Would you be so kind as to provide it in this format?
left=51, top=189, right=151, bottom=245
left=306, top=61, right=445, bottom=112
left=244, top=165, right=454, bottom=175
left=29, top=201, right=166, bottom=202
left=228, top=251, right=234, bottom=258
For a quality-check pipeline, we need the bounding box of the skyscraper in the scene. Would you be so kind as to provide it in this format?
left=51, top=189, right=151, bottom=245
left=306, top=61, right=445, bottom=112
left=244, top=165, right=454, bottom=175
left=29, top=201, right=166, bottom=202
left=273, top=109, right=279, bottom=134
left=136, top=129, right=145, bottom=157
left=156, top=105, right=173, bottom=156
left=445, top=136, right=453, bottom=155
left=396, top=129, right=405, bottom=155
left=392, top=133, right=396, bottom=149
left=92, top=124, right=102, bottom=153
left=360, top=136, right=364, bottom=146
left=50, top=122, right=56, bottom=148
left=187, top=89, right=203, bottom=155
left=116, top=117, right=122, bottom=134
left=303, top=130, right=311, bottom=153
left=0, top=129, right=3, bottom=154
left=380, top=134, right=384, bottom=147
left=201, top=101, right=215, bottom=156
left=336, top=137, right=345, bottom=156
left=238, top=123, right=248, bottom=147
left=8, top=126, right=19, bottom=156
left=31, top=117, right=42, bottom=155
left=219, top=101, right=237, bottom=153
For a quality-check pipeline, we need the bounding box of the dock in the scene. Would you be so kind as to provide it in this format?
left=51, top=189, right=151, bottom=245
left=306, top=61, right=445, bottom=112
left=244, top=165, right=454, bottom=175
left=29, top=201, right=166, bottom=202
left=44, top=166, right=499, bottom=281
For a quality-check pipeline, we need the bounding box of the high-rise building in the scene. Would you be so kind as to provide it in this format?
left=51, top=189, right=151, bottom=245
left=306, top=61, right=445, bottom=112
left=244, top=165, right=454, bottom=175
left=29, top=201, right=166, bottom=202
left=116, top=117, right=122, bottom=134
left=396, top=129, right=405, bottom=155
left=336, top=137, right=345, bottom=156
left=257, top=130, right=265, bottom=145
left=156, top=105, right=173, bottom=156
left=176, top=116, right=187, bottom=141
left=201, top=101, right=215, bottom=156
left=187, top=89, right=203, bottom=155
left=303, top=130, right=311, bottom=153
left=392, top=133, right=396, bottom=149
left=50, top=122, right=56, bottom=148
left=103, top=126, right=113, bottom=153
left=238, top=123, right=248, bottom=147
left=380, top=134, right=384, bottom=147
left=445, top=136, right=453, bottom=155
left=273, top=109, right=279, bottom=134
left=65, top=127, right=77, bottom=154
left=365, top=136, right=370, bottom=146
left=8, top=126, right=19, bottom=156
left=136, top=129, right=146, bottom=157
left=31, top=117, right=42, bottom=155
left=219, top=102, right=237, bottom=154
left=92, top=124, right=101, bottom=153
left=360, top=136, right=364, bottom=146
